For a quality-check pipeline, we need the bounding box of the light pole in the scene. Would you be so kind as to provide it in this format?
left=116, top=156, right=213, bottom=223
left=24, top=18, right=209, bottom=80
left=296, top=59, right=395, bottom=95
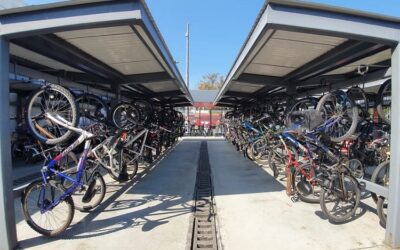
left=185, top=23, right=190, bottom=134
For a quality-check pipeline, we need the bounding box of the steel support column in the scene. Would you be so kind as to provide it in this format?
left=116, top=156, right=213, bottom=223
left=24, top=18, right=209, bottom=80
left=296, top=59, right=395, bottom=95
left=0, top=37, right=17, bottom=250
left=386, top=44, right=400, bottom=248
left=110, top=84, right=121, bottom=109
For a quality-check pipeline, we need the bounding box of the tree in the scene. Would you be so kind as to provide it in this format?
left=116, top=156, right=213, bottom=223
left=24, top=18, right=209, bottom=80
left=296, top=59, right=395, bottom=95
left=197, top=73, right=225, bottom=90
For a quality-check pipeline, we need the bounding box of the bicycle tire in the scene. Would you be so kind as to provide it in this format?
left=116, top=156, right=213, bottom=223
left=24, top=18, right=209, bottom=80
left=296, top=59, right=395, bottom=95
left=294, top=166, right=321, bottom=203
left=376, top=79, right=391, bottom=125
left=111, top=103, right=141, bottom=129
left=21, top=180, right=75, bottom=237
left=320, top=173, right=360, bottom=223
left=72, top=171, right=106, bottom=212
left=268, top=143, right=285, bottom=172
left=316, top=91, right=358, bottom=142
left=377, top=196, right=387, bottom=228
left=285, top=97, right=318, bottom=126
left=252, top=138, right=269, bottom=165
left=370, top=160, right=390, bottom=203
left=123, top=151, right=139, bottom=179
left=346, top=86, right=369, bottom=118
left=76, top=93, right=109, bottom=126
left=25, top=84, right=78, bottom=145
left=107, top=150, right=138, bottom=181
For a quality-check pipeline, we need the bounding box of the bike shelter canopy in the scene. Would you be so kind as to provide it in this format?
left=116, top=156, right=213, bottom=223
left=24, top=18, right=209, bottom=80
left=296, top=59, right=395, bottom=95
left=214, top=0, right=398, bottom=107
left=0, top=1, right=192, bottom=249
left=214, top=0, right=400, bottom=248
left=0, top=0, right=193, bottom=106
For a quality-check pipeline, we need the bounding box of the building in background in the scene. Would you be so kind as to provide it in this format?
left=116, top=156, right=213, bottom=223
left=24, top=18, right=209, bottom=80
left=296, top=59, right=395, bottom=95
left=0, top=0, right=25, bottom=9
left=177, top=90, right=230, bottom=135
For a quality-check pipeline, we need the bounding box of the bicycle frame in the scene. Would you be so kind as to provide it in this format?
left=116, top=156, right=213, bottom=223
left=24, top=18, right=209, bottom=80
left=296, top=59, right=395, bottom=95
left=123, top=128, right=155, bottom=161
left=38, top=114, right=93, bottom=213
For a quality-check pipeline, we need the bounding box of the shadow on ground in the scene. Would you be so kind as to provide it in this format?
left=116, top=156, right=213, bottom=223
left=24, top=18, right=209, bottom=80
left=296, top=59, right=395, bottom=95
left=17, top=141, right=196, bottom=249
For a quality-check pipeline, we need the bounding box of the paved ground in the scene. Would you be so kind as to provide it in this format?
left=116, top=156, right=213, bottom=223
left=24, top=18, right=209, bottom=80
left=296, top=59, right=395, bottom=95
left=208, top=139, right=388, bottom=250
left=15, top=138, right=389, bottom=250
left=15, top=140, right=199, bottom=250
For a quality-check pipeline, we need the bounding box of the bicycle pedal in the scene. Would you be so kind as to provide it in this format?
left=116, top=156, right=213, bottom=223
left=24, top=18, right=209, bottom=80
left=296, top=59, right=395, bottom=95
left=291, top=195, right=300, bottom=203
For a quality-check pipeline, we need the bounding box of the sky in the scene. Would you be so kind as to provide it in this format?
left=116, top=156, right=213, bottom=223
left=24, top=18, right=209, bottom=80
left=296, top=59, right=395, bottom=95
left=22, top=0, right=400, bottom=90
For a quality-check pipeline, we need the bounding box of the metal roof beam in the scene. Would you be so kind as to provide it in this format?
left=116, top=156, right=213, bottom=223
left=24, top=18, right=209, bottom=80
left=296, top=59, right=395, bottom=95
left=236, top=73, right=284, bottom=86
left=120, top=90, right=146, bottom=99
left=224, top=91, right=252, bottom=98
left=267, top=3, right=400, bottom=45
left=284, top=40, right=389, bottom=82
left=168, top=97, right=188, bottom=103
left=173, top=103, right=191, bottom=107
left=216, top=103, right=236, bottom=108
left=150, top=90, right=182, bottom=98
left=0, top=0, right=142, bottom=38
left=219, top=98, right=239, bottom=104
left=295, top=67, right=391, bottom=98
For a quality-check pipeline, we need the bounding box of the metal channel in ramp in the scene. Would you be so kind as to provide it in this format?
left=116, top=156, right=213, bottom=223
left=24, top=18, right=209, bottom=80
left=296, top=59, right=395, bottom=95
left=190, top=141, right=218, bottom=250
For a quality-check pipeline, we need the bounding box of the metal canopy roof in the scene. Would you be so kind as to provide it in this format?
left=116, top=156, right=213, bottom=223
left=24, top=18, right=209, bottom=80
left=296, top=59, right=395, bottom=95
left=214, top=0, right=400, bottom=107
left=0, top=0, right=192, bottom=106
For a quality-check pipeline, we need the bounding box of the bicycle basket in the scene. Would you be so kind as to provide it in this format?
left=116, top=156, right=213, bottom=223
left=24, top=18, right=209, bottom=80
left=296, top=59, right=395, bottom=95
left=287, top=110, right=324, bottom=132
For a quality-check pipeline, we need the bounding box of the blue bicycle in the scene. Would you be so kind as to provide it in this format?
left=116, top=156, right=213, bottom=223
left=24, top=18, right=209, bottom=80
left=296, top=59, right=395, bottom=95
left=21, top=83, right=106, bottom=237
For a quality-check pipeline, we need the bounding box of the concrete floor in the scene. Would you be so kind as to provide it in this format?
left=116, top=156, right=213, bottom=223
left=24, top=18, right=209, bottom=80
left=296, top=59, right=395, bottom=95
left=15, top=138, right=388, bottom=250
left=208, top=140, right=388, bottom=250
left=15, top=140, right=199, bottom=250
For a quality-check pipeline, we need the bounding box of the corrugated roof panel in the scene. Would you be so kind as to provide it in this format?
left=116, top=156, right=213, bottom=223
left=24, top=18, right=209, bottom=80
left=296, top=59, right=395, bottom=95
left=56, top=26, right=163, bottom=75
left=61, top=33, right=153, bottom=63
left=252, top=38, right=337, bottom=69
left=111, top=60, right=163, bottom=75
left=140, top=81, right=177, bottom=92
left=325, top=49, right=391, bottom=75
left=229, top=82, right=264, bottom=93
left=245, top=63, right=294, bottom=76
left=10, top=43, right=82, bottom=72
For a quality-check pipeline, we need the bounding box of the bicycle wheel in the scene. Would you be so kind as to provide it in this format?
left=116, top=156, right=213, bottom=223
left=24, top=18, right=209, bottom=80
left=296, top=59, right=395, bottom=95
left=251, top=138, right=269, bottom=165
left=376, top=79, right=391, bottom=125
left=370, top=160, right=390, bottom=203
left=294, top=165, right=321, bottom=203
left=107, top=150, right=138, bottom=181
left=316, top=91, right=358, bottom=142
left=347, top=86, right=369, bottom=118
left=285, top=97, right=318, bottom=126
left=348, top=158, right=364, bottom=179
left=111, top=103, right=141, bottom=129
left=320, top=172, right=360, bottom=223
left=122, top=150, right=139, bottom=179
left=377, top=196, right=388, bottom=228
left=25, top=84, right=78, bottom=145
left=268, top=140, right=291, bottom=176
left=70, top=170, right=106, bottom=212
left=134, top=100, right=153, bottom=124
left=21, top=180, right=74, bottom=237
left=76, top=93, right=109, bottom=127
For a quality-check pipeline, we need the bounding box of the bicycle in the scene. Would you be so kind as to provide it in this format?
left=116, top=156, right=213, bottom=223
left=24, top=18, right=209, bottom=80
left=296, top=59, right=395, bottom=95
left=21, top=83, right=106, bottom=236
left=21, top=112, right=106, bottom=236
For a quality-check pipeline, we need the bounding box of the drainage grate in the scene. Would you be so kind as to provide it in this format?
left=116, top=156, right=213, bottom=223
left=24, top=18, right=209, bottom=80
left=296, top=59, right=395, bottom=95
left=190, top=141, right=218, bottom=250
